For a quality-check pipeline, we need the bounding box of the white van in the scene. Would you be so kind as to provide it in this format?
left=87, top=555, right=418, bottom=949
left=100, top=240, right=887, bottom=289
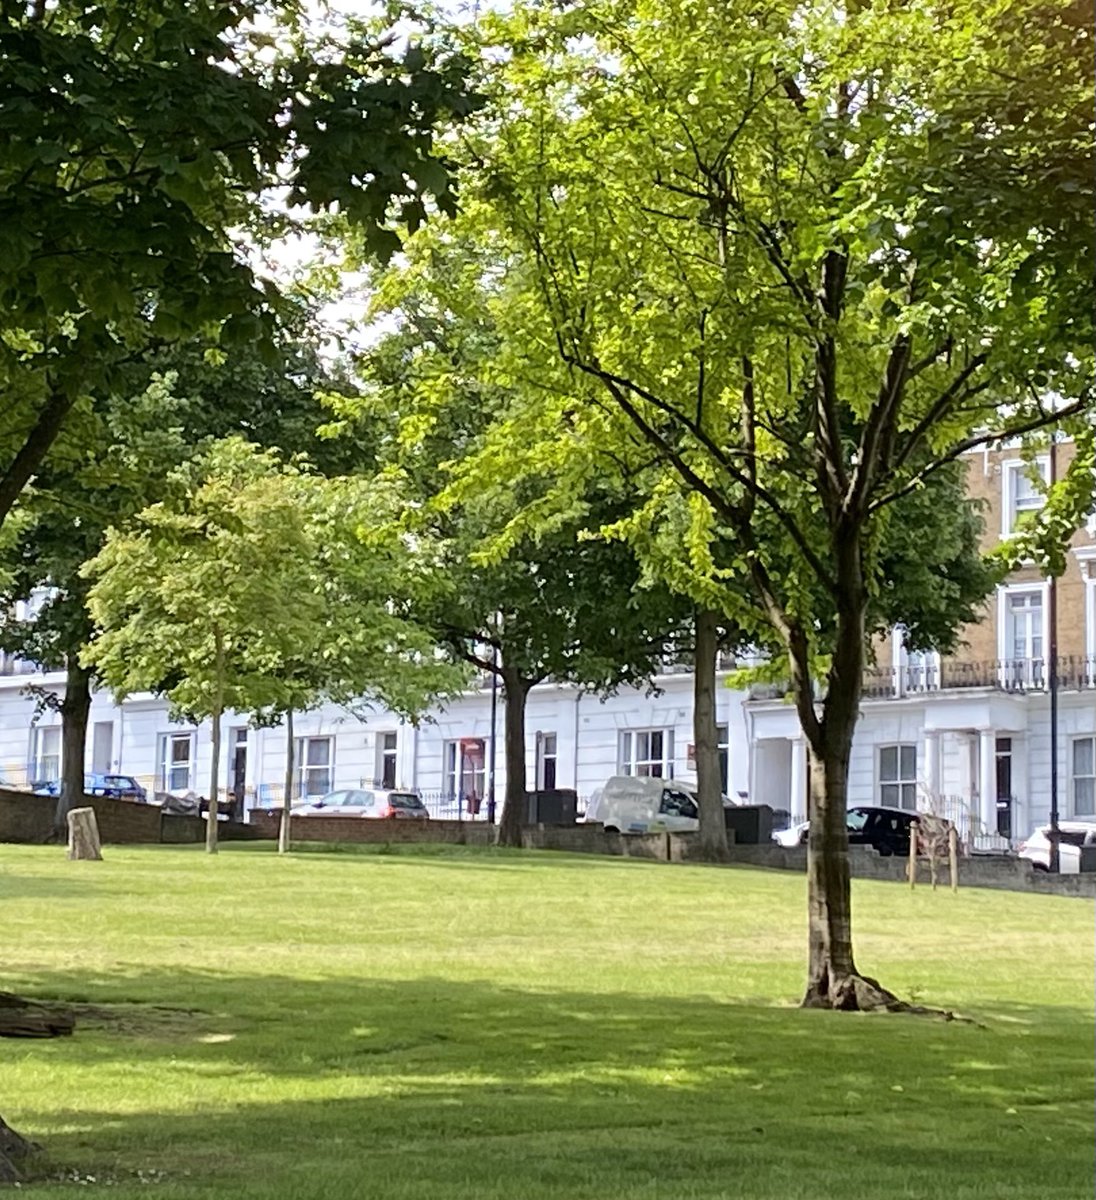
left=585, top=776, right=704, bottom=834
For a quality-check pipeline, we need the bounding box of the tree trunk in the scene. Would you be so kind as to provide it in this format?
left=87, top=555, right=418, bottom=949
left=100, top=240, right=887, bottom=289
left=693, top=608, right=729, bottom=860
left=55, top=657, right=92, bottom=833
left=206, top=629, right=224, bottom=855
left=496, top=668, right=530, bottom=848
left=800, top=541, right=900, bottom=1011
left=66, top=807, right=103, bottom=861
left=279, top=710, right=294, bottom=854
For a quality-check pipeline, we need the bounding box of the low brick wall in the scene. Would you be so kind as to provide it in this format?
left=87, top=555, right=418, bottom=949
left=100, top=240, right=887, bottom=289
left=0, top=789, right=54, bottom=842
left=249, top=810, right=495, bottom=846
left=725, top=840, right=1096, bottom=897
left=160, top=814, right=269, bottom=844
left=0, top=787, right=268, bottom=845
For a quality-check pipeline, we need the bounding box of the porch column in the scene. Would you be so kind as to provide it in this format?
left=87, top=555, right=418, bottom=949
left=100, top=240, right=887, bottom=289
left=922, top=731, right=941, bottom=807
left=978, top=729, right=996, bottom=833
left=789, top=737, right=808, bottom=824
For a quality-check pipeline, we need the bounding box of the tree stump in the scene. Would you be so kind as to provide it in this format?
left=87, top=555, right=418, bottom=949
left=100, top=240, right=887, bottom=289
left=66, top=807, right=102, bottom=861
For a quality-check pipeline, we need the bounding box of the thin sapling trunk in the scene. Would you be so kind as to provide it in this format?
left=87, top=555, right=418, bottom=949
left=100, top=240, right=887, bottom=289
left=279, top=709, right=294, bottom=854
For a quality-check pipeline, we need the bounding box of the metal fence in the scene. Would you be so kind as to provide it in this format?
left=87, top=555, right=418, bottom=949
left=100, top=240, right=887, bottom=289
left=861, top=655, right=1096, bottom=699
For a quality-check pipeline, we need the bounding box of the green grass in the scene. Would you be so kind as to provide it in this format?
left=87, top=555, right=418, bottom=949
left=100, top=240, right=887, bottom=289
left=2, top=842, right=1092, bottom=1199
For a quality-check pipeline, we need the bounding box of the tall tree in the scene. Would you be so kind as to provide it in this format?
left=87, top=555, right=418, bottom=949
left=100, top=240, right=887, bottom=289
left=0, top=0, right=477, bottom=530
left=455, top=0, right=1093, bottom=1006
left=356, top=231, right=691, bottom=846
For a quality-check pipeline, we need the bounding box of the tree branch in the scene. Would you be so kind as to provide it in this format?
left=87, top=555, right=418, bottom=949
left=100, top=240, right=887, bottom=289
left=0, top=389, right=78, bottom=528
left=870, top=392, right=1092, bottom=513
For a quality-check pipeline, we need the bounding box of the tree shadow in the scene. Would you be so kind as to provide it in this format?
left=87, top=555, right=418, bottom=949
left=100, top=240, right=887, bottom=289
left=6, top=967, right=1093, bottom=1199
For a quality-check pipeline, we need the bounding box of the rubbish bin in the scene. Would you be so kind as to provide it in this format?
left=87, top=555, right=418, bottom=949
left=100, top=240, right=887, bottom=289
left=525, top=789, right=578, bottom=825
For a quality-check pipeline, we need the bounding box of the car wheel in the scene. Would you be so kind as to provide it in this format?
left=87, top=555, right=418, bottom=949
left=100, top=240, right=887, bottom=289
left=878, top=844, right=893, bottom=857
left=1032, top=863, right=1049, bottom=873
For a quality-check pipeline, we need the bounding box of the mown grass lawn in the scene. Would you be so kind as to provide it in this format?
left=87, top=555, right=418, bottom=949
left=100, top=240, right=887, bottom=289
left=1, top=841, right=1092, bottom=1199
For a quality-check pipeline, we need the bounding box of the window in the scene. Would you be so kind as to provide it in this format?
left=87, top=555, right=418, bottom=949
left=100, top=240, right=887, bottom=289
left=29, top=725, right=61, bottom=783
left=377, top=731, right=398, bottom=790
left=295, top=736, right=333, bottom=799
left=1003, top=458, right=1049, bottom=536
left=443, top=738, right=486, bottom=813
left=879, top=744, right=917, bottom=810
left=158, top=732, right=194, bottom=792
left=1072, top=737, right=1095, bottom=817
left=618, top=729, right=673, bottom=778
left=536, top=732, right=558, bottom=790
left=1005, top=590, right=1044, bottom=663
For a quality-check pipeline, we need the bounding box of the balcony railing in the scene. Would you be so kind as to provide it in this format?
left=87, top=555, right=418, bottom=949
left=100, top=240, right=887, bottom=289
left=750, top=656, right=1096, bottom=702
left=863, top=656, right=1096, bottom=698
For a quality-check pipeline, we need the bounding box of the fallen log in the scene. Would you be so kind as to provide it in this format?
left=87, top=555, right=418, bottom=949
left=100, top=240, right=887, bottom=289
left=0, top=991, right=75, bottom=1038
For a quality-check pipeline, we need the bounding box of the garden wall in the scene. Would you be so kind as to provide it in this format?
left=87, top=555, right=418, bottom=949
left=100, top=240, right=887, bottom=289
left=0, top=788, right=266, bottom=845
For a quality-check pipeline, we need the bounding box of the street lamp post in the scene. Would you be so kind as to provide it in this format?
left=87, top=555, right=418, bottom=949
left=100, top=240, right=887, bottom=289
left=487, top=645, right=499, bottom=824
left=1048, top=437, right=1060, bottom=871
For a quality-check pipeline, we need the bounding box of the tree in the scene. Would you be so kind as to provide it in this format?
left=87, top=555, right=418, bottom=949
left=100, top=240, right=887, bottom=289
left=0, top=0, right=478, bottom=531
left=83, top=439, right=326, bottom=851
left=356, top=230, right=692, bottom=847
left=454, top=0, right=1093, bottom=1005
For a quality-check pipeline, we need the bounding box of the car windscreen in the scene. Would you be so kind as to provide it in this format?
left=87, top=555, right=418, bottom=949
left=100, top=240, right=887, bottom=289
left=388, top=793, right=425, bottom=809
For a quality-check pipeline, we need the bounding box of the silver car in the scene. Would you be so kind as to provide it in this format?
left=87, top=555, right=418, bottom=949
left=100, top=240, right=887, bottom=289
left=292, top=789, right=430, bottom=820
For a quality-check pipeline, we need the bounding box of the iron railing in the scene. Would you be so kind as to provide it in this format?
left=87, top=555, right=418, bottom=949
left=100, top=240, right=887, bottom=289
left=861, top=655, right=1096, bottom=699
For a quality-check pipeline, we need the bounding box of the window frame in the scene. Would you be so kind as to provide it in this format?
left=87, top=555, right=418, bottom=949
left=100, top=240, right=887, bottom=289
left=442, top=738, right=486, bottom=807
left=1071, top=736, right=1095, bottom=818
left=158, top=730, right=195, bottom=793
left=618, top=728, right=674, bottom=779
left=1001, top=456, right=1050, bottom=538
left=536, top=731, right=558, bottom=790
left=29, top=724, right=61, bottom=784
left=878, top=743, right=918, bottom=810
left=996, top=582, right=1050, bottom=683
left=294, top=735, right=334, bottom=800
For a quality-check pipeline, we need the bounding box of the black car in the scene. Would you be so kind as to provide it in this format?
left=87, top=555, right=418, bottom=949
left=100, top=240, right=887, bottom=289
left=846, top=805, right=919, bottom=856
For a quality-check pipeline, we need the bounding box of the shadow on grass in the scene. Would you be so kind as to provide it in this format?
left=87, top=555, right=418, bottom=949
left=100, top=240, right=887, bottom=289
left=8, top=967, right=1094, bottom=1200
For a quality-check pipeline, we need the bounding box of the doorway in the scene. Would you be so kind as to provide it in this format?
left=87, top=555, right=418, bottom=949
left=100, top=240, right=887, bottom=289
left=228, top=728, right=248, bottom=819
left=995, top=737, right=1013, bottom=839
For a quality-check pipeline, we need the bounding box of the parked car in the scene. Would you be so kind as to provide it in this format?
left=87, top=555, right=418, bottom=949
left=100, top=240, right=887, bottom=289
left=585, top=776, right=736, bottom=834
left=292, top=789, right=430, bottom=820
left=772, top=806, right=922, bottom=856
left=33, top=773, right=147, bottom=803
left=1018, top=821, right=1096, bottom=874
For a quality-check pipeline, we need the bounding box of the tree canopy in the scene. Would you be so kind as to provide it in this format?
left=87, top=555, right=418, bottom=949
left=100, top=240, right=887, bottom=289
left=0, top=0, right=478, bottom=528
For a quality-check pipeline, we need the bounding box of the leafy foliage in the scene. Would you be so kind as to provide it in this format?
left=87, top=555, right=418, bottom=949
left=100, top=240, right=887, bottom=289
left=0, top=0, right=479, bottom=526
